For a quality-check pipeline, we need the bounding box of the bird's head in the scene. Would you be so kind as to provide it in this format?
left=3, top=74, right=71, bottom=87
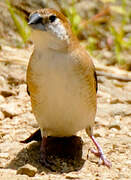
left=28, top=8, right=73, bottom=43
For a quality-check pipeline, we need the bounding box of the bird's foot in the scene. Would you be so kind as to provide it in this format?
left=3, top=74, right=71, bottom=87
left=40, top=153, right=55, bottom=170
left=89, top=148, right=112, bottom=168
left=89, top=135, right=112, bottom=168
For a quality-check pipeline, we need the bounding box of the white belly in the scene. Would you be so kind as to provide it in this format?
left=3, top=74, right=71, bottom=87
left=28, top=49, right=96, bottom=137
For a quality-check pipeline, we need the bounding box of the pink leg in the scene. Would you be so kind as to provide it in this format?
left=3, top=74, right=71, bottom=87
left=89, top=135, right=112, bottom=168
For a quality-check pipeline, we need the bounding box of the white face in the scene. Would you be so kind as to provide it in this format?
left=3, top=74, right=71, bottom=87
left=28, top=13, right=69, bottom=42
left=47, top=18, right=69, bottom=41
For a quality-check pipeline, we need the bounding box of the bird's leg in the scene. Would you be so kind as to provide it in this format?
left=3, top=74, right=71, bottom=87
left=89, top=135, right=112, bottom=168
left=40, top=136, right=53, bottom=168
left=40, top=136, right=56, bottom=171
left=40, top=136, right=47, bottom=164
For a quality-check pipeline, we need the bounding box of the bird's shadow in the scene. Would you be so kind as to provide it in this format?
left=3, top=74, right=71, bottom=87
left=6, top=136, right=85, bottom=173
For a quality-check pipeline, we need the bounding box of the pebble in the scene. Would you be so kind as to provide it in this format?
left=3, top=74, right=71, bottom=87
left=0, top=102, right=21, bottom=118
left=0, top=89, right=16, bottom=97
left=112, top=80, right=125, bottom=88
left=94, top=132, right=101, bottom=137
left=0, top=153, right=9, bottom=159
left=109, top=120, right=121, bottom=130
left=66, top=173, right=80, bottom=179
left=17, top=164, right=37, bottom=177
left=109, top=97, right=123, bottom=104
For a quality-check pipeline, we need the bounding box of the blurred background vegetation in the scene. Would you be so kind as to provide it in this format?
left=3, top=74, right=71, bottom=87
left=0, top=0, right=131, bottom=70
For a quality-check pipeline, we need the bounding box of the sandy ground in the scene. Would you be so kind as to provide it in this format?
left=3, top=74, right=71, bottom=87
left=0, top=45, right=130, bottom=180
left=0, top=0, right=131, bottom=179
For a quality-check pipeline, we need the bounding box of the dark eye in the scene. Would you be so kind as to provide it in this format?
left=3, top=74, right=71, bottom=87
left=49, top=15, right=56, bottom=23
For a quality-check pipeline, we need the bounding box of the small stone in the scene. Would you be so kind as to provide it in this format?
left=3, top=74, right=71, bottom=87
left=0, top=89, right=16, bottom=97
left=109, top=120, right=121, bottom=130
left=94, top=132, right=101, bottom=137
left=0, top=102, right=22, bottom=118
left=17, top=164, right=37, bottom=177
left=0, top=153, right=9, bottom=159
left=112, top=80, right=124, bottom=88
left=109, top=98, right=123, bottom=104
left=66, top=173, right=80, bottom=179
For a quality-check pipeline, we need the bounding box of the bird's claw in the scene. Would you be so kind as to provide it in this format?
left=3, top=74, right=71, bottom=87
left=88, top=148, right=112, bottom=168
left=40, top=156, right=56, bottom=171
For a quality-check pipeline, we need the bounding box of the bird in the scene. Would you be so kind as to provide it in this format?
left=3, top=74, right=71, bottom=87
left=27, top=8, right=111, bottom=168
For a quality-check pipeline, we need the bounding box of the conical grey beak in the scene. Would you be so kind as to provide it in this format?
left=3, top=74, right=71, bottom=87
left=28, top=13, right=42, bottom=25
